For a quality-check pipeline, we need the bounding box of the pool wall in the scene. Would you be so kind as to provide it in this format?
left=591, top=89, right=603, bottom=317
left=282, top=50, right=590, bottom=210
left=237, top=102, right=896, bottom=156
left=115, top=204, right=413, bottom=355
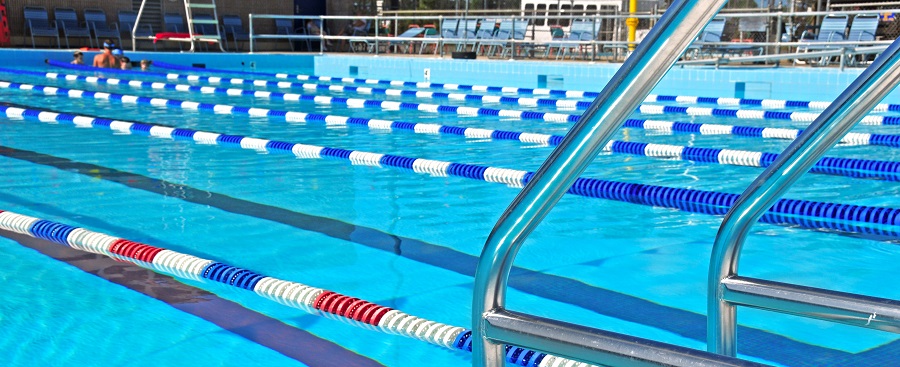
left=3, top=49, right=887, bottom=103
left=313, top=54, right=873, bottom=102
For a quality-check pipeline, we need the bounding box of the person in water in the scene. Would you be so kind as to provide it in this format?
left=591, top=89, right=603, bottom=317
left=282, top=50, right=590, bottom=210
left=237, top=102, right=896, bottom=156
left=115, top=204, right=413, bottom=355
left=71, top=50, right=84, bottom=65
left=92, top=40, right=119, bottom=68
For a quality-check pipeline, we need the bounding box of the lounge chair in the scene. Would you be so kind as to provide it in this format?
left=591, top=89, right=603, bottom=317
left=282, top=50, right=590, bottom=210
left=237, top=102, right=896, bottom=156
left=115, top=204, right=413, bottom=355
left=500, top=19, right=531, bottom=58
left=275, top=18, right=302, bottom=51
left=54, top=8, right=92, bottom=49
left=479, top=19, right=514, bottom=58
left=796, top=14, right=849, bottom=65
left=684, top=17, right=725, bottom=59
left=84, top=9, right=122, bottom=48
left=446, top=18, right=479, bottom=52
left=844, top=14, right=880, bottom=66
left=191, top=14, right=220, bottom=51
left=348, top=19, right=372, bottom=53
left=222, top=15, right=250, bottom=51
left=163, top=13, right=186, bottom=50
left=118, top=10, right=157, bottom=51
left=23, top=6, right=60, bottom=48
left=420, top=18, right=458, bottom=55
left=389, top=26, right=426, bottom=54
left=549, top=19, right=600, bottom=60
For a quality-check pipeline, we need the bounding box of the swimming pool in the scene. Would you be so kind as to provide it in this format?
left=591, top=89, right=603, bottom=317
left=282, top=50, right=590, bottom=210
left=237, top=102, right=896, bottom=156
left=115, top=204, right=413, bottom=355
left=0, top=50, right=898, bottom=367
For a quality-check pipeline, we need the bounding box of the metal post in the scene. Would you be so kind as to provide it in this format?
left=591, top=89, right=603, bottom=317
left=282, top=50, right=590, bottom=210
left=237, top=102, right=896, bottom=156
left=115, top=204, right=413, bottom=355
left=511, top=18, right=517, bottom=60
left=133, top=0, right=149, bottom=52
left=471, top=1, right=729, bottom=366
left=375, top=15, right=380, bottom=55
left=320, top=16, right=325, bottom=55
left=439, top=15, right=444, bottom=57
left=249, top=14, right=254, bottom=53
left=707, top=37, right=900, bottom=357
left=775, top=13, right=782, bottom=57
left=591, top=16, right=597, bottom=62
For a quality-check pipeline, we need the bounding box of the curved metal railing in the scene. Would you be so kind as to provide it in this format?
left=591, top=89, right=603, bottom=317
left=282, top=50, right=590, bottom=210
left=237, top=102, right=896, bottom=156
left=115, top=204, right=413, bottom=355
left=468, top=1, right=763, bottom=366
left=707, top=35, right=900, bottom=357
left=472, top=0, right=900, bottom=366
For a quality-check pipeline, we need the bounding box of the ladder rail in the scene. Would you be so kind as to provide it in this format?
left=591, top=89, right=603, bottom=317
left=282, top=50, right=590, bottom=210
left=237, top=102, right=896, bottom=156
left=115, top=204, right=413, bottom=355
left=133, top=0, right=148, bottom=52
left=183, top=0, right=196, bottom=52
left=471, top=1, right=733, bottom=366
left=707, top=36, right=900, bottom=357
left=207, top=0, right=225, bottom=52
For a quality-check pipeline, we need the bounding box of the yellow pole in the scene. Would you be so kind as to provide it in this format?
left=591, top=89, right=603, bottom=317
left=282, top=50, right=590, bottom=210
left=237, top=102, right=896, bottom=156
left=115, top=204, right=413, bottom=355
left=626, top=0, right=638, bottom=51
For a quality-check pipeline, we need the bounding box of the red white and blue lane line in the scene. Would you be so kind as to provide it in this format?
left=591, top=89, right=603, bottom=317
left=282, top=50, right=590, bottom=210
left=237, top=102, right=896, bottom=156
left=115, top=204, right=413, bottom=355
left=29, top=66, right=900, bottom=125
left=0, top=209, right=590, bottom=367
left=2, top=103, right=900, bottom=238
left=146, top=61, right=900, bottom=112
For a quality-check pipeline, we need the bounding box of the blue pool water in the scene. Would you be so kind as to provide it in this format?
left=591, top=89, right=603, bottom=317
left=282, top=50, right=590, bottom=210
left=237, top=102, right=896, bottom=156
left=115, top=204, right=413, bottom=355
left=0, top=52, right=899, bottom=367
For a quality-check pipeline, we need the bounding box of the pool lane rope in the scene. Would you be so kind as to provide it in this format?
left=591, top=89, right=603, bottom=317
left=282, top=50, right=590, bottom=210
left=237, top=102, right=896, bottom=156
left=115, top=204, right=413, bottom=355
left=0, top=210, right=591, bottom=367
left=4, top=80, right=900, bottom=182
left=33, top=67, right=900, bottom=148
left=45, top=60, right=897, bottom=115
left=38, top=62, right=900, bottom=121
left=2, top=103, right=900, bottom=239
left=30, top=65, right=900, bottom=126
left=13, top=69, right=900, bottom=149
left=145, top=61, right=900, bottom=112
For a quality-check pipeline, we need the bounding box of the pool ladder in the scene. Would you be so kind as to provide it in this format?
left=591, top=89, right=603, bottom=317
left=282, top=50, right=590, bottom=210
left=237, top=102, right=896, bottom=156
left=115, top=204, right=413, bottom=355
left=471, top=0, right=900, bottom=366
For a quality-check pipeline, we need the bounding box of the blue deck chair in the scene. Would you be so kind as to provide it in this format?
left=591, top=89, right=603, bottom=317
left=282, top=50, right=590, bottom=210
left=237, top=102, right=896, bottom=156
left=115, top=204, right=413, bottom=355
left=479, top=19, right=514, bottom=58
left=165, top=13, right=185, bottom=33
left=420, top=18, right=458, bottom=54
left=685, top=17, right=725, bottom=59
left=192, top=14, right=220, bottom=51
left=389, top=27, right=426, bottom=53
left=24, top=6, right=60, bottom=48
left=118, top=10, right=156, bottom=51
left=163, top=13, right=186, bottom=51
left=845, top=14, right=880, bottom=66
left=472, top=21, right=497, bottom=54
left=222, top=15, right=250, bottom=51
left=797, top=14, right=849, bottom=65
left=847, top=14, right=879, bottom=43
left=445, top=18, right=479, bottom=52
left=552, top=19, right=601, bottom=60
left=54, top=8, right=92, bottom=49
left=275, top=18, right=302, bottom=51
left=540, top=26, right=566, bottom=59
left=84, top=9, right=121, bottom=48
left=500, top=19, right=531, bottom=58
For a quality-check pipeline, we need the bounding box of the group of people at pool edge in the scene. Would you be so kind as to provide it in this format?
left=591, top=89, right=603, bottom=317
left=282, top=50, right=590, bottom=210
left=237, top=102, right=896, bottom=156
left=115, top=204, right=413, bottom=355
left=70, top=39, right=151, bottom=71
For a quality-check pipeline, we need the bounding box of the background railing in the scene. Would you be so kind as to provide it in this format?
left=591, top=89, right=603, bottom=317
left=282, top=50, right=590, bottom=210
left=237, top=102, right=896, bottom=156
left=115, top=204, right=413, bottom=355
left=249, top=9, right=899, bottom=63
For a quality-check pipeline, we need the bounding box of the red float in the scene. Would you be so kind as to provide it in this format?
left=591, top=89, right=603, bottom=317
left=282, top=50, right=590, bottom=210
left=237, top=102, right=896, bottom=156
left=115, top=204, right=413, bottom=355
left=0, top=0, right=8, bottom=47
left=109, top=239, right=163, bottom=263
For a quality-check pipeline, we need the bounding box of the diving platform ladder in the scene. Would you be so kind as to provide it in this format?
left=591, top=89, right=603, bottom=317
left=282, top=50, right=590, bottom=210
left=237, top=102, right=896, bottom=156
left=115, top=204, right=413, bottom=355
left=133, top=0, right=226, bottom=52
left=471, top=0, right=900, bottom=366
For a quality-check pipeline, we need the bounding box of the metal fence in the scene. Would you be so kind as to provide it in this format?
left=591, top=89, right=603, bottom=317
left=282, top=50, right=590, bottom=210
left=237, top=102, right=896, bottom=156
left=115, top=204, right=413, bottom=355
left=249, top=8, right=898, bottom=65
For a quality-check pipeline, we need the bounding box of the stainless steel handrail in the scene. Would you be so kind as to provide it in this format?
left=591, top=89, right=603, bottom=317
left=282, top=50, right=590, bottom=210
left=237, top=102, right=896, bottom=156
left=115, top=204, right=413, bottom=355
left=470, top=1, right=734, bottom=366
left=707, top=37, right=900, bottom=357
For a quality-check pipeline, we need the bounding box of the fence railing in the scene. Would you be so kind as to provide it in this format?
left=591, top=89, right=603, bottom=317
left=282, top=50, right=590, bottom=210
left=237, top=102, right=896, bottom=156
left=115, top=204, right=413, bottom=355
left=248, top=9, right=900, bottom=64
